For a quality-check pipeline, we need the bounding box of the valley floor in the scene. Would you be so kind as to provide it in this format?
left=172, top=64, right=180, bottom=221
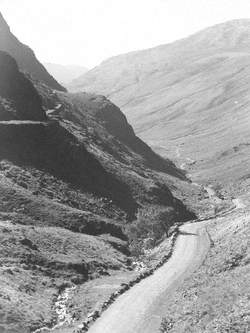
left=73, top=196, right=248, bottom=333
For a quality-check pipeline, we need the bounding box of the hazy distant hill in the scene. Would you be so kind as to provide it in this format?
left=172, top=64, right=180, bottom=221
left=70, top=19, right=250, bottom=193
left=44, top=62, right=88, bottom=84
left=0, top=12, right=66, bottom=91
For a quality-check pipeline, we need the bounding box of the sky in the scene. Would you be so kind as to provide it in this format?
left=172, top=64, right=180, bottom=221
left=1, top=0, right=250, bottom=69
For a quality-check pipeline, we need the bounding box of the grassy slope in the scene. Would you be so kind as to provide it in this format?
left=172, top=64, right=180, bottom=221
left=0, top=160, right=135, bottom=333
left=160, top=198, right=250, bottom=333
left=0, top=220, right=128, bottom=333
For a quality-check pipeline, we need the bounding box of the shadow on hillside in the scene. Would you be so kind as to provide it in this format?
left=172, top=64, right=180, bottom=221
left=0, top=121, right=139, bottom=220
left=100, top=112, right=186, bottom=180
left=67, top=92, right=186, bottom=180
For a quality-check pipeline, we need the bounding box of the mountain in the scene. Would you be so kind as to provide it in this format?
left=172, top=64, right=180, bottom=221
left=44, top=62, right=88, bottom=84
left=70, top=19, right=250, bottom=195
left=0, top=12, right=66, bottom=92
left=0, top=51, right=202, bottom=332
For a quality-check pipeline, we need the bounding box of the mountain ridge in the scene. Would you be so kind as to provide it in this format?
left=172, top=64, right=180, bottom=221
left=70, top=18, right=250, bottom=96
left=0, top=11, right=66, bottom=92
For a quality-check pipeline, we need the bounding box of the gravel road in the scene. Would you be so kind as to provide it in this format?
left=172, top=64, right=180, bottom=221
left=88, top=222, right=210, bottom=333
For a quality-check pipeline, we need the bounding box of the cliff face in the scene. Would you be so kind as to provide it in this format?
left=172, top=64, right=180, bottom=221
left=0, top=51, right=46, bottom=121
left=0, top=12, right=66, bottom=92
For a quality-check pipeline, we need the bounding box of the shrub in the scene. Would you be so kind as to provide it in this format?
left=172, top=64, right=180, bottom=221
left=126, top=206, right=175, bottom=256
left=160, top=317, right=174, bottom=332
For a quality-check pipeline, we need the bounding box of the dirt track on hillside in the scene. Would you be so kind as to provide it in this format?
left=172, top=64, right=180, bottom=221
left=88, top=222, right=210, bottom=333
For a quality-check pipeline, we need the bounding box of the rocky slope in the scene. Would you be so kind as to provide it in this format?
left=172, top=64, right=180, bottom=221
left=0, top=50, right=202, bottom=332
left=70, top=19, right=250, bottom=195
left=0, top=12, right=65, bottom=92
left=44, top=63, right=88, bottom=85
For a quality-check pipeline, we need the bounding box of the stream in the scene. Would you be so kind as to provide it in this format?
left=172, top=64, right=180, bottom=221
left=34, top=285, right=76, bottom=333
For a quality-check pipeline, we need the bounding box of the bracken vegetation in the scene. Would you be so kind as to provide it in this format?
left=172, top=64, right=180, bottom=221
left=126, top=206, right=176, bottom=256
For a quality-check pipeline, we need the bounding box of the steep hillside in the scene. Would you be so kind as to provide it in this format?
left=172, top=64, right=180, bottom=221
left=56, top=92, right=185, bottom=179
left=0, top=51, right=45, bottom=121
left=0, top=12, right=65, bottom=92
left=44, top=63, right=88, bottom=85
left=0, top=50, right=201, bottom=332
left=70, top=19, right=250, bottom=195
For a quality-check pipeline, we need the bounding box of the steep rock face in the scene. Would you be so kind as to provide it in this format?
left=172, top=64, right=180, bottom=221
left=70, top=19, right=250, bottom=192
left=0, top=51, right=46, bottom=121
left=0, top=12, right=66, bottom=92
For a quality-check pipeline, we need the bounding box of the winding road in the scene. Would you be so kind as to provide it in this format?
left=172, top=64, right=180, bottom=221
left=88, top=222, right=210, bottom=333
